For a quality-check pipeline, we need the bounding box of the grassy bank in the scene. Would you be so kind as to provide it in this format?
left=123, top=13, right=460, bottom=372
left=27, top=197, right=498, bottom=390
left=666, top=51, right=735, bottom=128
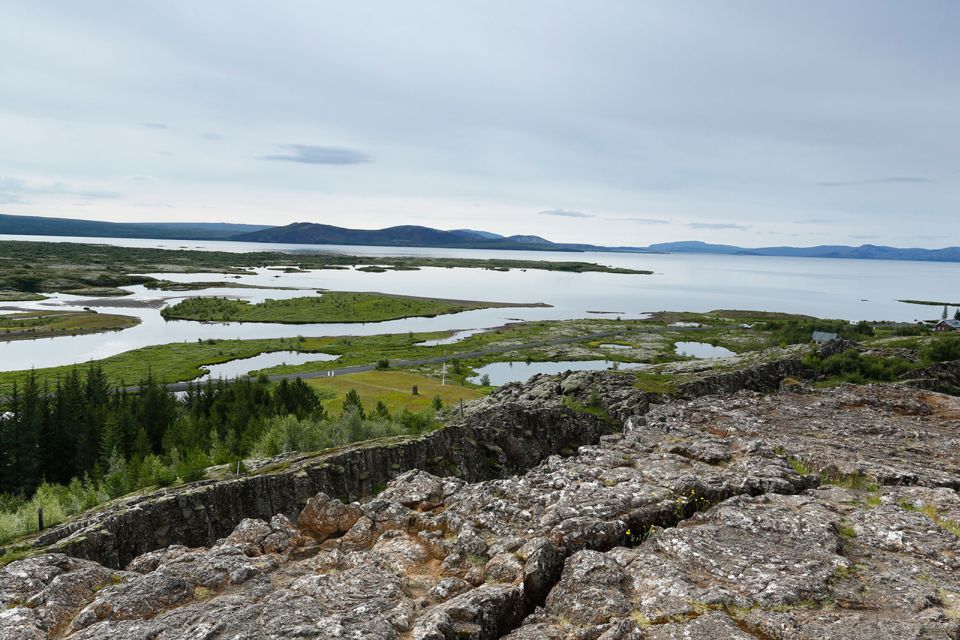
left=307, top=370, right=482, bottom=416
left=160, top=291, right=546, bottom=324
left=0, top=310, right=140, bottom=341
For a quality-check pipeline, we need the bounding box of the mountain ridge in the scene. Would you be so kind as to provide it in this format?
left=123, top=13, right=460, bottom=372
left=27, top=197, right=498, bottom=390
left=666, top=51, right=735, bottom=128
left=1, top=213, right=959, bottom=262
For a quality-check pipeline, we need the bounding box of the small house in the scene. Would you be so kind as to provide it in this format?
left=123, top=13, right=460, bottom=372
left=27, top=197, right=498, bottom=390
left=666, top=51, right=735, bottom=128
left=811, top=331, right=840, bottom=343
left=933, top=319, right=960, bottom=332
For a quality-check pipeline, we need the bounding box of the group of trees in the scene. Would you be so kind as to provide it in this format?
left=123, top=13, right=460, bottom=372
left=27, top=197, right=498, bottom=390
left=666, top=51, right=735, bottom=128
left=0, top=365, right=438, bottom=543
left=0, top=366, right=323, bottom=498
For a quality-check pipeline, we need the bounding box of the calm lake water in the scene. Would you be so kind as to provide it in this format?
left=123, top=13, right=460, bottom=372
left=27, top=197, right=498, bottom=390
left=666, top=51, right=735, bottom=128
left=674, top=341, right=736, bottom=359
left=468, top=360, right=617, bottom=386
left=1, top=233, right=957, bottom=372
left=198, top=351, right=339, bottom=381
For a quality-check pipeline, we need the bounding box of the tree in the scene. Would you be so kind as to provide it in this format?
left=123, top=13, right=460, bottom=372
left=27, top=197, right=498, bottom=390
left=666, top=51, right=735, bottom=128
left=431, top=395, right=443, bottom=411
left=102, top=449, right=131, bottom=499
left=342, top=389, right=365, bottom=420
left=373, top=401, right=391, bottom=421
left=479, top=374, right=491, bottom=387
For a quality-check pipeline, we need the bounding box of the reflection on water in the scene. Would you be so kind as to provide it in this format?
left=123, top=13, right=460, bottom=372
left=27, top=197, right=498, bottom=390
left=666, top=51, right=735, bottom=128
left=674, top=341, right=736, bottom=359
left=417, top=328, right=488, bottom=346
left=198, top=350, right=339, bottom=381
left=468, top=360, right=616, bottom=386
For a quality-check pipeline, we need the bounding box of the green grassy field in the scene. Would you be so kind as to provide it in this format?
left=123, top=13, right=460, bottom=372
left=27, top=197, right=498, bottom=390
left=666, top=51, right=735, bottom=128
left=307, top=370, right=482, bottom=415
left=0, top=310, right=139, bottom=341
left=160, top=291, right=545, bottom=323
left=0, top=310, right=867, bottom=395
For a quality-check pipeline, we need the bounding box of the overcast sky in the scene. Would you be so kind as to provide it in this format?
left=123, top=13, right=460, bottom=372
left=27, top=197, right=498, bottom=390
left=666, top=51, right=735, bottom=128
left=1, top=1, right=957, bottom=247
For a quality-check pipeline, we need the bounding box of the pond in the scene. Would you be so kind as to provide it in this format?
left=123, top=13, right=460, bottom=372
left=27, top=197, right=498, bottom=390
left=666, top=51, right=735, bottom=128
left=674, top=341, right=736, bottom=359
left=597, top=343, right=632, bottom=350
left=197, top=350, right=339, bottom=381
left=468, top=360, right=618, bottom=386
left=416, top=328, right=489, bottom=346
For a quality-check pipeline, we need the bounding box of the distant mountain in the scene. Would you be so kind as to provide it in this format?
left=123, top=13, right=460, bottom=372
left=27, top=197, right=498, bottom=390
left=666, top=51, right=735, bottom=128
left=506, top=234, right=552, bottom=245
left=3, top=213, right=959, bottom=263
left=0, top=213, right=272, bottom=241
left=235, top=223, right=591, bottom=251
left=450, top=229, right=504, bottom=240
left=647, top=241, right=960, bottom=262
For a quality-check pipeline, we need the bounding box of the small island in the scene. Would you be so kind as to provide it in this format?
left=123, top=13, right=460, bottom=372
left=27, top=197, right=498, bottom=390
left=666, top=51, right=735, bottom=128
left=160, top=291, right=550, bottom=324
left=0, top=309, right=140, bottom=342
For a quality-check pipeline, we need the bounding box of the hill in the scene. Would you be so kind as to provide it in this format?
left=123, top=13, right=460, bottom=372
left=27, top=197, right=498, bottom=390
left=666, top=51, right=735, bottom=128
left=2, top=213, right=959, bottom=262
left=234, top=222, right=591, bottom=251
left=0, top=213, right=272, bottom=240
left=648, top=240, right=960, bottom=262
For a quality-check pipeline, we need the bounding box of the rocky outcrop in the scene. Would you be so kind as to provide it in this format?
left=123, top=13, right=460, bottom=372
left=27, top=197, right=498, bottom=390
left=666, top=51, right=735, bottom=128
left=901, top=359, right=960, bottom=395
left=12, top=345, right=862, bottom=574
left=34, top=348, right=813, bottom=570
left=40, top=401, right=618, bottom=568
left=4, top=382, right=959, bottom=638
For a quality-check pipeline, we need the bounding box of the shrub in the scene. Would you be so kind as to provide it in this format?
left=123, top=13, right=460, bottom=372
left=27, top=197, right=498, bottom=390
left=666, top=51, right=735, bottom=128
left=921, top=336, right=960, bottom=363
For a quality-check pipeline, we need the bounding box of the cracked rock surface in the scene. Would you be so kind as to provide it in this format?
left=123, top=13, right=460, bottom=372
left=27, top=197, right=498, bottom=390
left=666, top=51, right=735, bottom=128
left=1, top=379, right=959, bottom=639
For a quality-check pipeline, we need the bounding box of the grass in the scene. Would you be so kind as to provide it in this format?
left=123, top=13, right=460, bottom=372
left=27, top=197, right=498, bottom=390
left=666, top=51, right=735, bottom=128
left=0, top=310, right=139, bottom=341
left=307, top=370, right=481, bottom=416
left=0, top=336, right=339, bottom=391
left=788, top=457, right=817, bottom=476
left=631, top=371, right=677, bottom=395
left=0, top=290, right=45, bottom=302
left=161, top=291, right=545, bottom=324
left=901, top=500, right=960, bottom=538
left=0, top=546, right=34, bottom=568
left=562, top=395, right=616, bottom=424
left=0, top=311, right=821, bottom=395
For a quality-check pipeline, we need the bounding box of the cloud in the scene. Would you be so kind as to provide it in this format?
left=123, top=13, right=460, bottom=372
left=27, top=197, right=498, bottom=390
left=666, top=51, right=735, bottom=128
left=538, top=208, right=593, bottom=219
left=688, top=222, right=751, bottom=230
left=611, top=217, right=671, bottom=225
left=0, top=192, right=26, bottom=204
left=849, top=234, right=879, bottom=240
left=142, top=122, right=168, bottom=129
left=203, top=132, right=224, bottom=140
left=793, top=218, right=829, bottom=224
left=262, top=144, right=372, bottom=165
left=0, top=176, right=121, bottom=203
left=132, top=201, right=175, bottom=208
left=818, top=176, right=931, bottom=187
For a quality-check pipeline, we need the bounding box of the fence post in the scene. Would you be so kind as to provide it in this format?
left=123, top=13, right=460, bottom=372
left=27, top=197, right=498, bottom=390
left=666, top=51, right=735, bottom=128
left=37, top=506, right=44, bottom=532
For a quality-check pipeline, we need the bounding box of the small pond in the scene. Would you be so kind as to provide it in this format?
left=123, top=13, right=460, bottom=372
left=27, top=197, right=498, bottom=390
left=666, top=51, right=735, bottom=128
left=198, top=350, right=339, bottom=381
left=468, top=360, right=617, bottom=386
left=598, top=343, right=631, bottom=350
left=417, top=328, right=488, bottom=346
left=674, top=341, right=735, bottom=359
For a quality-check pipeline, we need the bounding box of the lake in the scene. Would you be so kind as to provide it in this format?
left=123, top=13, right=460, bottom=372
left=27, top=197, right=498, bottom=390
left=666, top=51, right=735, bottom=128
left=1, top=233, right=956, bottom=372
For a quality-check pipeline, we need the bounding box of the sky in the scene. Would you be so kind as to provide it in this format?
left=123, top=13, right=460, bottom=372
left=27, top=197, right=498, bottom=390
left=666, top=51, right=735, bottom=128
left=0, top=1, right=957, bottom=248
